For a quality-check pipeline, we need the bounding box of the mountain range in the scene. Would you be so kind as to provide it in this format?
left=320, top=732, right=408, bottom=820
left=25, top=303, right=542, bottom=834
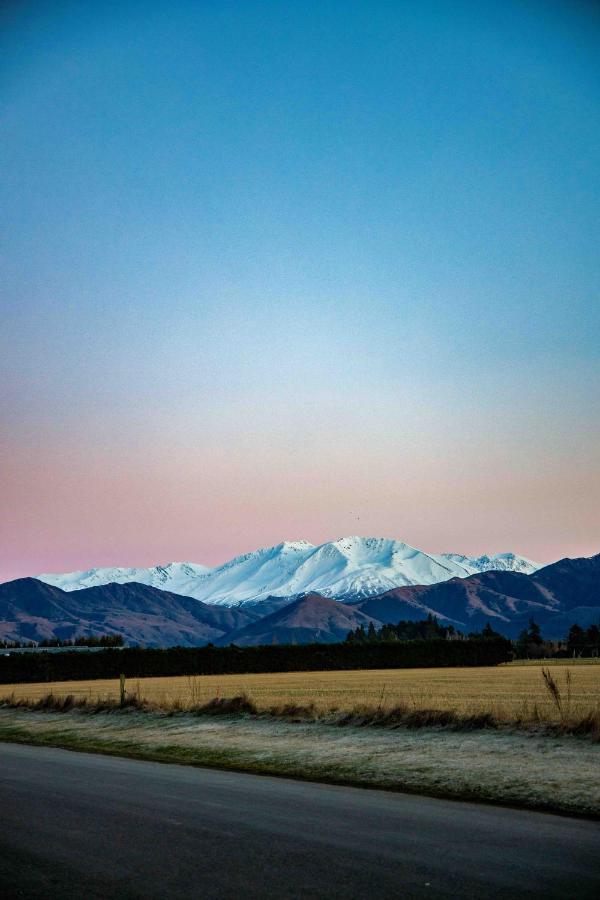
left=0, top=579, right=256, bottom=647
left=0, top=549, right=597, bottom=646
left=36, top=537, right=540, bottom=606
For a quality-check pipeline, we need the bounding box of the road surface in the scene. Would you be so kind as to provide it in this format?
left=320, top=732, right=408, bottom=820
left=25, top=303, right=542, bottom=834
left=0, top=742, right=598, bottom=898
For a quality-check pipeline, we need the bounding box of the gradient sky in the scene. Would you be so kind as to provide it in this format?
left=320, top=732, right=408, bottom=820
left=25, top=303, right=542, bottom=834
left=1, top=0, right=599, bottom=580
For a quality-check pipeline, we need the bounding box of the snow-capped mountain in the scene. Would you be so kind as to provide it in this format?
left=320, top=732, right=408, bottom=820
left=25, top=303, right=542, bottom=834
left=441, top=552, right=539, bottom=576
left=37, top=562, right=210, bottom=595
left=37, top=537, right=540, bottom=607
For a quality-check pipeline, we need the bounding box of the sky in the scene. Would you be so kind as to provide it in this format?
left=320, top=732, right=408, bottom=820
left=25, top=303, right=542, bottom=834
left=1, top=0, right=599, bottom=580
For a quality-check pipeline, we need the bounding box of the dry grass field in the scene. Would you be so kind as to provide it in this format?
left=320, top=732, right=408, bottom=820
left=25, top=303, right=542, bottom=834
left=1, top=663, right=599, bottom=723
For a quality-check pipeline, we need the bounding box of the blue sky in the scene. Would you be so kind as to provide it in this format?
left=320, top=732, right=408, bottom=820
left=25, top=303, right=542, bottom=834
left=1, top=0, right=599, bottom=576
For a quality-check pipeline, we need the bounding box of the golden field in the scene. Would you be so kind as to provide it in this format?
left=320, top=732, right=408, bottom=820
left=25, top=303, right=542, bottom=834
left=1, top=663, right=599, bottom=722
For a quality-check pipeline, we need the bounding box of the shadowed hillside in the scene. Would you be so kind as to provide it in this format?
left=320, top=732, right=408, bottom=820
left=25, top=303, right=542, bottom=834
left=0, top=579, right=255, bottom=647
left=219, top=592, right=379, bottom=646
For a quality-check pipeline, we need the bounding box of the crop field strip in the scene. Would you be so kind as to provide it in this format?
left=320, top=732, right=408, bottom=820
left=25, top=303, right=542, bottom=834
left=1, top=663, right=599, bottom=723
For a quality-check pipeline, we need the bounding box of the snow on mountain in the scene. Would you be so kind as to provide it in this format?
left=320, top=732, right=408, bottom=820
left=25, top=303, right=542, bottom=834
left=441, top=552, right=539, bottom=576
left=36, top=538, right=541, bottom=607
left=38, top=562, right=210, bottom=596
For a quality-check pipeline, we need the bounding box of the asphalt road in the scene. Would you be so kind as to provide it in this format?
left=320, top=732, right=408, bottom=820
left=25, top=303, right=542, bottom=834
left=0, top=743, right=598, bottom=898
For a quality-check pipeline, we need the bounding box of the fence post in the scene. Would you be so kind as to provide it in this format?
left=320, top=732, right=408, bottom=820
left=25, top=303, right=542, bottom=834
left=119, top=673, right=126, bottom=707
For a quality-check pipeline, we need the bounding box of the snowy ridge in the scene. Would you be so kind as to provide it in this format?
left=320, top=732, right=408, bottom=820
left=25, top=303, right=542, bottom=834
left=37, top=562, right=210, bottom=596
left=36, top=537, right=541, bottom=607
left=441, top=552, right=539, bottom=576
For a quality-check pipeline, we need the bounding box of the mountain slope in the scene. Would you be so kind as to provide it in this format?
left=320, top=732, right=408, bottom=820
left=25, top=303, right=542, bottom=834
left=219, top=592, right=379, bottom=646
left=0, top=579, right=255, bottom=647
left=36, top=537, right=540, bottom=606
left=354, top=554, right=600, bottom=637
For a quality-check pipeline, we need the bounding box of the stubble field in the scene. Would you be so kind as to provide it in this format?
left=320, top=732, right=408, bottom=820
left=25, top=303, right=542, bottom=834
left=1, top=662, right=599, bottom=723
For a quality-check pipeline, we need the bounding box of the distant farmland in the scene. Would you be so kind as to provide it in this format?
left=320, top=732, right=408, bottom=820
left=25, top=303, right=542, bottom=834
left=1, top=663, right=599, bottom=724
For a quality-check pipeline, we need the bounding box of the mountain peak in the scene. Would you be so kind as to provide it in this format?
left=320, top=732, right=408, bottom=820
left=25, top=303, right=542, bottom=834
left=33, top=538, right=542, bottom=607
left=277, top=540, right=315, bottom=552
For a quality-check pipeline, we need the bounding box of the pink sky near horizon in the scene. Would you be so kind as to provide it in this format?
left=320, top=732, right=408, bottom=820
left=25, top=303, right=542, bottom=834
left=2, top=428, right=598, bottom=582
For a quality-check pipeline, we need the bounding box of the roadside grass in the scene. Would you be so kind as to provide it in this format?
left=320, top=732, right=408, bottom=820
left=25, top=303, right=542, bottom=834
left=0, top=721, right=255, bottom=773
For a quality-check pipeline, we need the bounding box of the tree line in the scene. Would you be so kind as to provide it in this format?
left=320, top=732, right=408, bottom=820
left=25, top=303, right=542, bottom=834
left=346, top=615, right=600, bottom=660
left=0, top=636, right=512, bottom=684
left=346, top=615, right=503, bottom=644
left=514, top=619, right=600, bottom=660
left=0, top=635, right=124, bottom=649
